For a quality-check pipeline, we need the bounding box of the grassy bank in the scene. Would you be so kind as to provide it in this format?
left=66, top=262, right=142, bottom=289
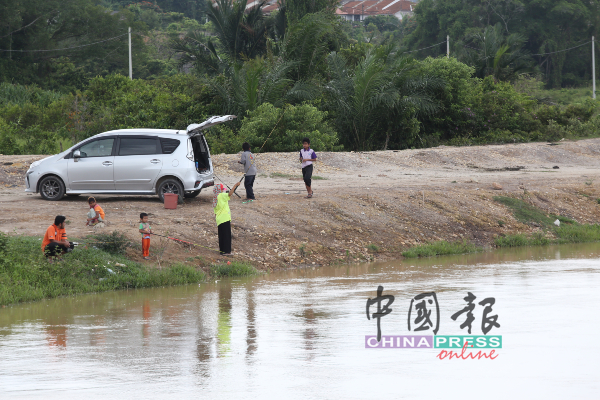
left=402, top=196, right=600, bottom=258
left=402, top=240, right=483, bottom=258
left=0, top=234, right=206, bottom=306
left=493, top=195, right=600, bottom=247
left=210, top=261, right=260, bottom=278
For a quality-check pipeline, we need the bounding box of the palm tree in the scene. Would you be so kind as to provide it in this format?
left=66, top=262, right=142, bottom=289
left=172, top=0, right=272, bottom=75
left=282, top=12, right=347, bottom=81
left=207, top=56, right=318, bottom=117
left=457, top=23, right=535, bottom=81
left=325, top=46, right=444, bottom=150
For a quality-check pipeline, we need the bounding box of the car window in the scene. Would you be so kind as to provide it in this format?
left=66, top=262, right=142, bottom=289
left=160, top=138, right=180, bottom=154
left=78, top=138, right=114, bottom=158
left=119, top=137, right=159, bottom=156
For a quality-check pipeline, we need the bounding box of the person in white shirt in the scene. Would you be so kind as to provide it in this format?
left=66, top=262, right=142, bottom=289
left=299, top=137, right=317, bottom=199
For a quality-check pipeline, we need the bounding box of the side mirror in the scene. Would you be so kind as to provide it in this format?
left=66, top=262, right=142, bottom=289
left=73, top=150, right=81, bottom=162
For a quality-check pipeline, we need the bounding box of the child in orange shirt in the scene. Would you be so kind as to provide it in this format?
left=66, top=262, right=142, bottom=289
left=86, top=197, right=106, bottom=226
left=139, top=213, right=152, bottom=260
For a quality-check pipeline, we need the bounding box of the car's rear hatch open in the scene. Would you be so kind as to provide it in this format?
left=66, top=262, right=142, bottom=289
left=185, top=115, right=236, bottom=174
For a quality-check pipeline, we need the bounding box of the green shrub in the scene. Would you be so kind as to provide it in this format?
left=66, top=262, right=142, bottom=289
left=210, top=261, right=260, bottom=277
left=238, top=103, right=341, bottom=153
left=89, top=231, right=132, bottom=255
left=0, top=232, right=8, bottom=255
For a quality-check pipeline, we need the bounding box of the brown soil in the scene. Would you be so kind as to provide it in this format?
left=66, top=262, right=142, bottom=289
left=2, top=138, right=600, bottom=271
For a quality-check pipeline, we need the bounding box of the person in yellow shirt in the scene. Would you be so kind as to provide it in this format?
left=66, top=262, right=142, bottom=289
left=42, top=215, right=74, bottom=262
left=213, top=182, right=240, bottom=255
left=86, top=197, right=106, bottom=226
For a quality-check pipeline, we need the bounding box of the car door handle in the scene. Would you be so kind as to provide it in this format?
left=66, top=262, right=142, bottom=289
left=102, top=161, right=113, bottom=166
left=150, top=159, right=161, bottom=164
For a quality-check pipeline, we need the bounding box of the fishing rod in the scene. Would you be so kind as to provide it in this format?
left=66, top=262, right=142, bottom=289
left=257, top=106, right=287, bottom=154
left=213, top=172, right=242, bottom=198
left=150, top=232, right=220, bottom=253
left=234, top=107, right=288, bottom=188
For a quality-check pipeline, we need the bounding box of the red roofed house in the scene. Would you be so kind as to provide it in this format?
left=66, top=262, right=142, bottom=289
left=255, top=0, right=415, bottom=20
left=337, top=0, right=415, bottom=22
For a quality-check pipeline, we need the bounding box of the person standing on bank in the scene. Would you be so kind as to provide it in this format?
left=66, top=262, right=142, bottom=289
left=299, top=137, right=317, bottom=198
left=42, top=215, right=74, bottom=262
left=213, top=181, right=241, bottom=255
left=238, top=142, right=257, bottom=201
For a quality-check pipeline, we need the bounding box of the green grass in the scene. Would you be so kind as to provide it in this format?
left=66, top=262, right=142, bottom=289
left=493, top=196, right=557, bottom=229
left=494, top=232, right=550, bottom=247
left=270, top=172, right=294, bottom=178
left=269, top=172, right=326, bottom=180
left=493, top=195, right=600, bottom=247
left=537, top=87, right=594, bottom=106
left=555, top=224, right=600, bottom=243
left=402, top=240, right=482, bottom=258
left=0, top=235, right=205, bottom=306
left=366, top=243, right=379, bottom=252
left=209, top=261, right=260, bottom=277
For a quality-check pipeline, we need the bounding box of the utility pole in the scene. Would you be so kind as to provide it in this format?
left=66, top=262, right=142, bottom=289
left=593, top=36, right=596, bottom=99
left=447, top=35, right=450, bottom=58
left=128, top=27, right=132, bottom=80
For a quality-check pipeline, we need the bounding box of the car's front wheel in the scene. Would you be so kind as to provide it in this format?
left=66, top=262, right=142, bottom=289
left=157, top=178, right=184, bottom=204
left=39, top=176, right=65, bottom=201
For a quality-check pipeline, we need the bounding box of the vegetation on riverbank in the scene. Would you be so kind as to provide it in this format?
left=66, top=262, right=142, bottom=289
left=402, top=240, right=482, bottom=258
left=402, top=196, right=600, bottom=258
left=210, top=261, right=260, bottom=278
left=0, top=234, right=206, bottom=306
left=2, top=1, right=599, bottom=155
left=492, top=196, right=600, bottom=247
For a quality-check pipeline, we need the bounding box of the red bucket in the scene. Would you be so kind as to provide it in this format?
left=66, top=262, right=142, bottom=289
left=163, top=193, right=178, bottom=209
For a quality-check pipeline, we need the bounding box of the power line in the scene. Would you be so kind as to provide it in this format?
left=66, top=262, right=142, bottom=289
left=530, top=40, right=591, bottom=56
left=403, top=40, right=447, bottom=54
left=0, top=32, right=130, bottom=52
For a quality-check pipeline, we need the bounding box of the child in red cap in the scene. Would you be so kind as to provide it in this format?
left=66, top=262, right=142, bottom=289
left=213, top=181, right=240, bottom=255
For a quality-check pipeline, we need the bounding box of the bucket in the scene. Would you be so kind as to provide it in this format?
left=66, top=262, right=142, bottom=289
left=164, top=193, right=178, bottom=209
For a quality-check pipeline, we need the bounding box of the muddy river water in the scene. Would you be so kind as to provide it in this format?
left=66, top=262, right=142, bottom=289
left=1, top=244, right=599, bottom=399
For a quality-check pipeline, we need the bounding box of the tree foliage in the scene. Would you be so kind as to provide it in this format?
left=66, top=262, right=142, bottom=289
left=406, top=0, right=599, bottom=87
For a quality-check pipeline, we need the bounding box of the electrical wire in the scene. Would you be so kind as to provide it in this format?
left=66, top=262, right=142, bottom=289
left=0, top=32, right=130, bottom=52
left=531, top=40, right=591, bottom=56
left=403, top=40, right=447, bottom=54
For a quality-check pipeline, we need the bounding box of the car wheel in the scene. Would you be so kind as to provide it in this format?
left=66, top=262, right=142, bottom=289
left=157, top=179, right=184, bottom=204
left=39, top=176, right=65, bottom=201
left=184, top=190, right=201, bottom=199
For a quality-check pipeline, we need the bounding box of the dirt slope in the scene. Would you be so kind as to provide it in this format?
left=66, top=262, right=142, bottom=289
left=2, top=138, right=600, bottom=270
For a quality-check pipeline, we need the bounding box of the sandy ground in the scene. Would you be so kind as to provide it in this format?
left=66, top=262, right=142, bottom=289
left=2, top=138, right=600, bottom=270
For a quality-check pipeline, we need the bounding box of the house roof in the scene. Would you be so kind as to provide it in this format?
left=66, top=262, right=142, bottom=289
left=258, top=0, right=415, bottom=16
left=338, top=0, right=414, bottom=16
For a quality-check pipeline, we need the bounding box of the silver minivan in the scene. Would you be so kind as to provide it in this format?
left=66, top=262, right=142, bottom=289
left=25, top=115, right=236, bottom=202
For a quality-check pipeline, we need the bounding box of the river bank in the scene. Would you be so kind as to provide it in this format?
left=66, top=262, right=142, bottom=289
left=2, top=138, right=600, bottom=271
